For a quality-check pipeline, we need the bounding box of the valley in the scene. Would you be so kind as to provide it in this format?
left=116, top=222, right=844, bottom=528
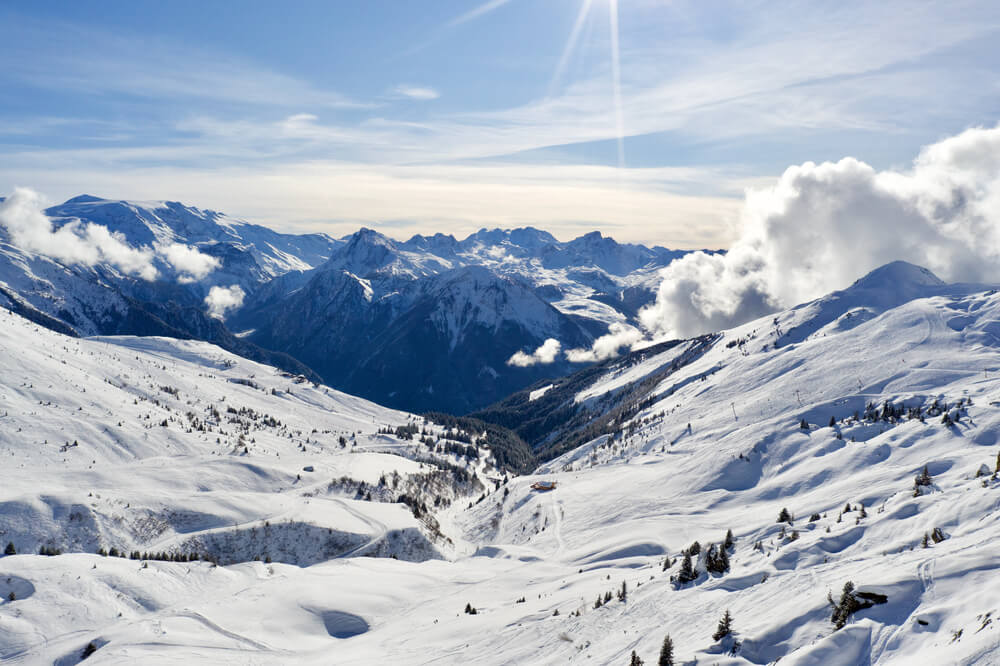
left=2, top=262, right=999, bottom=663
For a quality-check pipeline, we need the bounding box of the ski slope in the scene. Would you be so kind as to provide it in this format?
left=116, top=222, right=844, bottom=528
left=2, top=262, right=1000, bottom=664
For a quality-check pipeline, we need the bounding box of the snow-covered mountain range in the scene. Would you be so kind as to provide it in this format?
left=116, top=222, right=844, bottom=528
left=3, top=260, right=1000, bottom=664
left=0, top=194, right=703, bottom=413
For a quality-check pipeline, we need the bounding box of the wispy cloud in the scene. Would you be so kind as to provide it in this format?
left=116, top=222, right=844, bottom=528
left=0, top=17, right=365, bottom=110
left=134, top=2, right=998, bottom=169
left=1, top=1, right=998, bottom=248
left=392, top=85, right=440, bottom=101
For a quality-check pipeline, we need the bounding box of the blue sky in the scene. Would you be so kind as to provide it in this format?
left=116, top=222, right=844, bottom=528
left=2, top=0, right=999, bottom=246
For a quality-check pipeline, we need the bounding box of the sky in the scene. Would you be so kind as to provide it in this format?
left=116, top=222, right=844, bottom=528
left=2, top=0, right=999, bottom=247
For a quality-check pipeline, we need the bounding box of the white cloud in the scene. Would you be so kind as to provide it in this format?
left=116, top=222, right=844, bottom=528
left=0, top=187, right=222, bottom=283
left=156, top=242, right=220, bottom=283
left=1, top=2, right=997, bottom=256
left=1, top=19, right=363, bottom=110
left=0, top=187, right=159, bottom=279
left=565, top=322, right=644, bottom=363
left=204, top=284, right=245, bottom=318
left=282, top=113, right=319, bottom=130
left=393, top=85, right=440, bottom=101
left=638, top=124, right=1000, bottom=340
left=507, top=338, right=562, bottom=367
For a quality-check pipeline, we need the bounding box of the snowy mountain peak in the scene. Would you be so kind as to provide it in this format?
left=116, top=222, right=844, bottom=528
left=747, top=261, right=958, bottom=349
left=506, top=227, right=559, bottom=248
left=462, top=227, right=558, bottom=250
left=61, top=193, right=106, bottom=205
left=403, top=232, right=460, bottom=255
left=850, top=260, right=945, bottom=291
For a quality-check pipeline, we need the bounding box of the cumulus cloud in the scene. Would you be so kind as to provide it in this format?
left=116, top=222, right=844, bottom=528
left=157, top=242, right=220, bottom=282
left=638, top=125, right=1000, bottom=340
left=565, top=322, right=644, bottom=363
left=555, top=124, right=1000, bottom=362
left=0, top=187, right=159, bottom=279
left=0, top=187, right=221, bottom=283
left=507, top=338, right=561, bottom=367
left=204, top=284, right=245, bottom=318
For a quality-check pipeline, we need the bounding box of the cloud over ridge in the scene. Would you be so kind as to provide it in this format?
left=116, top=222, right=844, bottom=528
left=0, top=187, right=219, bottom=283
left=507, top=338, right=562, bottom=367
left=638, top=124, right=1000, bottom=340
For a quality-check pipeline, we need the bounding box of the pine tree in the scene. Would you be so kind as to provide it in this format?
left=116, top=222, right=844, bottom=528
left=706, top=544, right=718, bottom=572
left=915, top=465, right=932, bottom=486
left=914, top=465, right=933, bottom=496
left=658, top=634, right=674, bottom=666
left=617, top=580, right=628, bottom=602
left=724, top=529, right=734, bottom=550
left=712, top=609, right=733, bottom=641
left=630, top=650, right=644, bottom=666
left=677, top=552, right=695, bottom=583
left=707, top=544, right=730, bottom=574
left=831, top=581, right=861, bottom=630
left=777, top=507, right=793, bottom=524
left=3, top=542, right=14, bottom=555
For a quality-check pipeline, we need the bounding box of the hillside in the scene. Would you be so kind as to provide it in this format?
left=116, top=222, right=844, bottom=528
left=0, top=307, right=524, bottom=662
left=3, top=262, right=1000, bottom=664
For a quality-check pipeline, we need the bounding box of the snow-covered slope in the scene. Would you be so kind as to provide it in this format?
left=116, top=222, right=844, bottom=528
left=0, top=308, right=520, bottom=662
left=1, top=194, right=706, bottom=414
left=0, top=195, right=340, bottom=334
left=245, top=263, right=593, bottom=413
left=4, top=261, right=1000, bottom=664
left=235, top=227, right=702, bottom=412
left=47, top=195, right=341, bottom=283
left=0, top=195, right=344, bottom=382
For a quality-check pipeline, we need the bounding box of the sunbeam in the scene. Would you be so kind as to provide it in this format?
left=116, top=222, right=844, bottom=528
left=446, top=0, right=514, bottom=29
left=548, top=0, right=595, bottom=97
left=608, top=0, right=625, bottom=169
